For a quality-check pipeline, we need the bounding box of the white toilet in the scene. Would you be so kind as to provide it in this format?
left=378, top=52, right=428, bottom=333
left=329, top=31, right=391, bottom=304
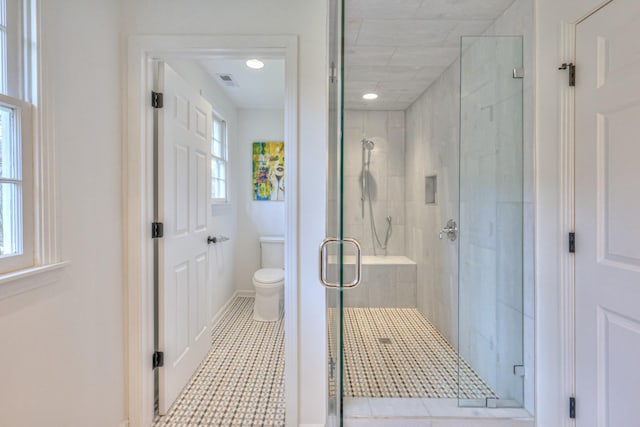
left=253, top=236, right=285, bottom=321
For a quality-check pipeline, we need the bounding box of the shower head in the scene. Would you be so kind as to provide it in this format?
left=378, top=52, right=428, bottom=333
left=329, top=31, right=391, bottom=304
left=362, top=138, right=375, bottom=150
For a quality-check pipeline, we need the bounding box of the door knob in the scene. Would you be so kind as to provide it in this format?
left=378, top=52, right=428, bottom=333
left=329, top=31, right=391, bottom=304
left=207, top=235, right=230, bottom=245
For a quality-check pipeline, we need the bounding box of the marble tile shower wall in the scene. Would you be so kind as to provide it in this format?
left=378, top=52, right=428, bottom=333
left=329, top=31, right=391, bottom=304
left=404, top=0, right=534, bottom=413
left=343, top=264, right=417, bottom=308
left=343, top=110, right=406, bottom=257
left=405, top=67, right=460, bottom=348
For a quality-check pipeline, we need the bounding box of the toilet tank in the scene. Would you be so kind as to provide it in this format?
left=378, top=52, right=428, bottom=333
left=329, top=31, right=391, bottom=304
left=260, top=236, right=284, bottom=268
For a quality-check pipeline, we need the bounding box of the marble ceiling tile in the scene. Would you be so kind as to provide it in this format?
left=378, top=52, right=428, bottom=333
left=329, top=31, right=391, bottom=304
left=416, top=0, right=516, bottom=20
left=356, top=19, right=456, bottom=47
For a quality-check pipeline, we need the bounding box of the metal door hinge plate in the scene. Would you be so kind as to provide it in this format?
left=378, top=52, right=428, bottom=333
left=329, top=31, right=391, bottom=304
left=569, top=232, right=576, bottom=253
left=152, top=222, right=164, bottom=239
left=513, top=68, right=525, bottom=79
left=151, top=91, right=164, bottom=108
left=569, top=396, right=576, bottom=418
left=152, top=351, right=164, bottom=369
left=558, top=63, right=576, bottom=87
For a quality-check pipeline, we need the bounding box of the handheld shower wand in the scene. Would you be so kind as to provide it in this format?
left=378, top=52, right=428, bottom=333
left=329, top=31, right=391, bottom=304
left=361, top=138, right=375, bottom=218
left=360, top=137, right=393, bottom=255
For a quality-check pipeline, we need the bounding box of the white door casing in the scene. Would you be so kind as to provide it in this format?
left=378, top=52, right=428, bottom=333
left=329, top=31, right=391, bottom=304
left=575, top=2, right=640, bottom=425
left=156, top=62, right=213, bottom=414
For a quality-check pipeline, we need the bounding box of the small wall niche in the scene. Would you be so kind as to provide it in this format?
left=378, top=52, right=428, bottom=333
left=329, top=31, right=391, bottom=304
left=425, top=175, right=437, bottom=205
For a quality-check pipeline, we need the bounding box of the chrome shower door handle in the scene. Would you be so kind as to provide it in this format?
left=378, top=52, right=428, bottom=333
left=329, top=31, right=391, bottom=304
left=342, top=238, right=362, bottom=289
left=319, top=237, right=340, bottom=288
left=319, top=237, right=363, bottom=289
left=439, top=219, right=458, bottom=241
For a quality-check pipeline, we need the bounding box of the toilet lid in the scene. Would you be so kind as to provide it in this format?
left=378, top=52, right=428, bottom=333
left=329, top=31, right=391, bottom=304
left=254, top=268, right=284, bottom=284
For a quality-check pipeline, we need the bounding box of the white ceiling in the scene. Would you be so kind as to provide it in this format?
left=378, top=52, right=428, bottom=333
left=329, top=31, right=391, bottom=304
left=199, top=58, right=285, bottom=109
left=345, top=0, right=516, bottom=110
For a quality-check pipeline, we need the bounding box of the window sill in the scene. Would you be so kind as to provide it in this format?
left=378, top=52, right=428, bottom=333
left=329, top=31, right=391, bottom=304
left=0, top=261, right=70, bottom=301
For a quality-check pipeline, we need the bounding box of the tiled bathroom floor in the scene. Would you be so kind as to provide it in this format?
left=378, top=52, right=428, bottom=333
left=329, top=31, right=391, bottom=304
left=153, top=297, right=285, bottom=427
left=341, top=307, right=497, bottom=399
left=152, top=299, right=497, bottom=426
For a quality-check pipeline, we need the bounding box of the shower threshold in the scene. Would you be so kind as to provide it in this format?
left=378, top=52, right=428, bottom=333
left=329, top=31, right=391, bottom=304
left=343, top=398, right=533, bottom=426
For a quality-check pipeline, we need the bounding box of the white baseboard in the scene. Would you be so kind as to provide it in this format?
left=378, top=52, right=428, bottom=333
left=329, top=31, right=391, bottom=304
left=210, top=292, right=238, bottom=327
left=236, top=289, right=256, bottom=297
left=210, top=290, right=256, bottom=327
left=299, top=424, right=325, bottom=427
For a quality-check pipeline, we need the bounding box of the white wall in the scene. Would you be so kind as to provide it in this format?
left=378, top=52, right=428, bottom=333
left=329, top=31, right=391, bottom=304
left=123, top=1, right=328, bottom=425
left=0, top=1, right=124, bottom=426
left=234, top=109, right=285, bottom=291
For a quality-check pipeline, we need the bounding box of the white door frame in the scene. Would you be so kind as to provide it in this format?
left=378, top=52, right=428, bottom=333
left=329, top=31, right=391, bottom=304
left=547, top=1, right=612, bottom=426
left=124, top=35, right=299, bottom=427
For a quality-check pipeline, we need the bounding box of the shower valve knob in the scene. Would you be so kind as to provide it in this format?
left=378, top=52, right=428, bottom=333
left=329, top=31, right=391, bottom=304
left=439, top=220, right=458, bottom=241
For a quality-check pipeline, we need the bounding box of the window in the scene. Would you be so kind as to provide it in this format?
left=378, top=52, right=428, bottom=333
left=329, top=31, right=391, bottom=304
left=0, top=0, right=36, bottom=274
left=211, top=115, right=228, bottom=202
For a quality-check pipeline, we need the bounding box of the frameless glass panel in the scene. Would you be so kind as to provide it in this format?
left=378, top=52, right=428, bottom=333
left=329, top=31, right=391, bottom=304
left=326, top=0, right=344, bottom=424
left=458, top=36, right=524, bottom=408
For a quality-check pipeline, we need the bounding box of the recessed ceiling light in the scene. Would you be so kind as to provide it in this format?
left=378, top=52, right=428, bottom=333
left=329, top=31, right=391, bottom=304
left=363, top=93, right=378, bottom=100
left=246, top=59, right=264, bottom=69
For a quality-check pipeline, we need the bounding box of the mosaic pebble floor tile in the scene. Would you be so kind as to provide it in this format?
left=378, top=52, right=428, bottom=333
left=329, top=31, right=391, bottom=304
left=153, top=297, right=285, bottom=427
left=154, top=299, right=495, bottom=426
left=339, top=307, right=497, bottom=399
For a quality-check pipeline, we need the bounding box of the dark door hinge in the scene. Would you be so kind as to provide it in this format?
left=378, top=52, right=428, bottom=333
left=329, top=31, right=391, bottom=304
left=151, top=91, right=164, bottom=108
left=152, top=351, right=164, bottom=369
left=569, top=396, right=576, bottom=419
left=558, top=63, right=576, bottom=87
left=569, top=232, right=576, bottom=253
left=152, top=222, right=164, bottom=239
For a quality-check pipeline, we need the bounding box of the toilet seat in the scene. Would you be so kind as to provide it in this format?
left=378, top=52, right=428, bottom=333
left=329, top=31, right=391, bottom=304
left=253, top=268, right=284, bottom=286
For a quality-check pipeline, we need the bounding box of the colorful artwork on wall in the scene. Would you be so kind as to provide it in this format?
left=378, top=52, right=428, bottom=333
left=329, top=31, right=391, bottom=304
left=252, top=142, right=284, bottom=201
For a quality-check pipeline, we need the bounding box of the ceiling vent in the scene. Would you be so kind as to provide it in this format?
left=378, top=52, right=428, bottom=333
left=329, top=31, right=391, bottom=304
left=216, top=73, right=238, bottom=87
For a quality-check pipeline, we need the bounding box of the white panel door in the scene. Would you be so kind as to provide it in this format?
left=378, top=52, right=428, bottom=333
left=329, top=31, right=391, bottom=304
left=157, top=62, right=213, bottom=414
left=575, top=2, right=640, bottom=425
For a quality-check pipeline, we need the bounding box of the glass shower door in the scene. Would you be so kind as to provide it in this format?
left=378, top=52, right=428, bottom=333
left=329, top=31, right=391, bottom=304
left=326, top=0, right=344, bottom=424
left=458, top=36, right=525, bottom=408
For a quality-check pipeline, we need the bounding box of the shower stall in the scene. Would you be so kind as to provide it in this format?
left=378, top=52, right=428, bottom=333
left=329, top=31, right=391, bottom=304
left=325, top=0, right=534, bottom=423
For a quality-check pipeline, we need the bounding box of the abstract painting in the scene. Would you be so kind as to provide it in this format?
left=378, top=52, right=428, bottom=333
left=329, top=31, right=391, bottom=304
left=252, top=142, right=284, bottom=201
